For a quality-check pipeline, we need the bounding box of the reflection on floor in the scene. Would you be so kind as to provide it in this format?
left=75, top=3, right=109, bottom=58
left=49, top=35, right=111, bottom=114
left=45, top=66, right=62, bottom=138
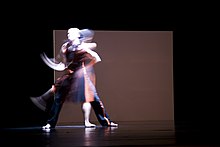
left=0, top=121, right=219, bottom=146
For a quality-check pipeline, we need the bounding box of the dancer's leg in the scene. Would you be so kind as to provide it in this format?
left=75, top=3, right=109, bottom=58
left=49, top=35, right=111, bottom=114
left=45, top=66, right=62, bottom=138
left=30, top=87, right=55, bottom=112
left=82, top=102, right=96, bottom=127
left=91, top=94, right=118, bottom=127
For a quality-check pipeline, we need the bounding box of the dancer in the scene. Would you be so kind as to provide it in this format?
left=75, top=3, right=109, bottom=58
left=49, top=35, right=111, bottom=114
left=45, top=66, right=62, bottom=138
left=31, top=28, right=97, bottom=128
left=31, top=28, right=118, bottom=129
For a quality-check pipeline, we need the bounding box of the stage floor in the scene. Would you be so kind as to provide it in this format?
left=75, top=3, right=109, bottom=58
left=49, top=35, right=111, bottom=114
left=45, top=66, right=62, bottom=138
left=0, top=121, right=219, bottom=147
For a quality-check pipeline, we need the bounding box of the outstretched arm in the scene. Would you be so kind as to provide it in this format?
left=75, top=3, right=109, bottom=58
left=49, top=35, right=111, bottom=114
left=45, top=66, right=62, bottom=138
left=86, top=49, right=101, bottom=63
left=81, top=42, right=97, bottom=50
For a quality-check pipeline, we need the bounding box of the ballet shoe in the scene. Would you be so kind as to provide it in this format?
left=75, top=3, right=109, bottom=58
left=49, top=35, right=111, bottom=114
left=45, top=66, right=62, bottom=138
left=108, top=122, right=118, bottom=127
left=85, top=122, right=96, bottom=127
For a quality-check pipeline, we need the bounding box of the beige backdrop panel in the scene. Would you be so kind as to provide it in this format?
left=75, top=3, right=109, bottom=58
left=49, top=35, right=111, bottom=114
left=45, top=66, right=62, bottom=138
left=53, top=30, right=173, bottom=125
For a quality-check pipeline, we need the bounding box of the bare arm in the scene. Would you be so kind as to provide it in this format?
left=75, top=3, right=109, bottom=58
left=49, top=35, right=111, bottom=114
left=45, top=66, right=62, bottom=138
left=81, top=42, right=97, bottom=50
left=85, top=49, right=101, bottom=63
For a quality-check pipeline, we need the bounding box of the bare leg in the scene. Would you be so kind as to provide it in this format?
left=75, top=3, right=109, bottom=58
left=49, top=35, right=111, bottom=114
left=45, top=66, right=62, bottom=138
left=82, top=102, right=96, bottom=127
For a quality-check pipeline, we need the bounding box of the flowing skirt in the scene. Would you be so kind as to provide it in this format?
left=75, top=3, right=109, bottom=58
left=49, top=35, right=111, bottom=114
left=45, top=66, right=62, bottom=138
left=65, top=65, right=97, bottom=103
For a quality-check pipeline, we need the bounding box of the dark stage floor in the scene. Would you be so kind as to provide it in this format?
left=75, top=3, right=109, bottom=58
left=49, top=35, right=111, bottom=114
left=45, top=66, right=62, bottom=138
left=0, top=121, right=219, bottom=147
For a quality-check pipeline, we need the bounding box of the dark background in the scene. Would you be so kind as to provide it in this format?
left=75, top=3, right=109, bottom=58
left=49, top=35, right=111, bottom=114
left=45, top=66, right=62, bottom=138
left=1, top=3, right=219, bottom=144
